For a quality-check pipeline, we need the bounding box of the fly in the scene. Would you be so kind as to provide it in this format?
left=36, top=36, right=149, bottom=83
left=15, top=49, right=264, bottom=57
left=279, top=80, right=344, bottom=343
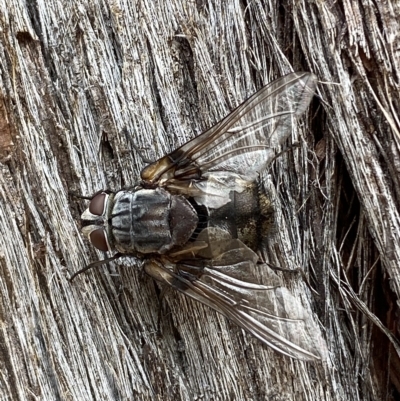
left=71, top=72, right=327, bottom=361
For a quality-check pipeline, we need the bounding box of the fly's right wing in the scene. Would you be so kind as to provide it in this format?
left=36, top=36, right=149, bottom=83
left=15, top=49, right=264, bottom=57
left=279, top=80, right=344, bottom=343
left=141, top=72, right=317, bottom=185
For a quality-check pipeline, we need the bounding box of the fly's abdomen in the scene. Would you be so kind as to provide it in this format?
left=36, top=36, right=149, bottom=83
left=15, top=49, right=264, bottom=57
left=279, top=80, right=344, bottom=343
left=207, top=183, right=274, bottom=252
left=111, top=188, right=198, bottom=254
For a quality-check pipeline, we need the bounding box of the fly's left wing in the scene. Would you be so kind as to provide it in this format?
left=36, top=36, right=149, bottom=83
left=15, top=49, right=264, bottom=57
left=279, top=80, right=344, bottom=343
left=144, top=233, right=327, bottom=361
left=141, top=72, right=317, bottom=188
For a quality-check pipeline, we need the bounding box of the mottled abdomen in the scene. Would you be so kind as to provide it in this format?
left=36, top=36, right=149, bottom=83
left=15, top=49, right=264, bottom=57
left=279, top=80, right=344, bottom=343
left=110, top=188, right=198, bottom=254
left=207, top=182, right=274, bottom=252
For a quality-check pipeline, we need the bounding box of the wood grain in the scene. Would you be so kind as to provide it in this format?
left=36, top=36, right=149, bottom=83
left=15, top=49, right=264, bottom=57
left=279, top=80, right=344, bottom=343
left=0, top=0, right=399, bottom=400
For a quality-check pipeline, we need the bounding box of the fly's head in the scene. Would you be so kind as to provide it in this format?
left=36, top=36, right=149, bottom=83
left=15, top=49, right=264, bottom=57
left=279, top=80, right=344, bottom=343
left=80, top=190, right=115, bottom=253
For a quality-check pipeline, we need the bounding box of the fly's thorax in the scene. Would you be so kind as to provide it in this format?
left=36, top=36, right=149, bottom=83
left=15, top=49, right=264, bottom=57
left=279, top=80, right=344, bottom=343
left=111, top=188, right=198, bottom=255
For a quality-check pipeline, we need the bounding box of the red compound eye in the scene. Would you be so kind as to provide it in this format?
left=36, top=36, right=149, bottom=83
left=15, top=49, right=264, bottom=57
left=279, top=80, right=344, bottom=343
left=89, top=192, right=108, bottom=216
left=89, top=228, right=110, bottom=252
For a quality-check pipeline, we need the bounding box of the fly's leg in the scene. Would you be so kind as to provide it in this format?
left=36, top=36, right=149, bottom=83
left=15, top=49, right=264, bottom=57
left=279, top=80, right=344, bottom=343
left=69, top=188, right=115, bottom=200
left=156, top=285, right=172, bottom=336
left=258, top=259, right=320, bottom=297
left=123, top=128, right=154, bottom=164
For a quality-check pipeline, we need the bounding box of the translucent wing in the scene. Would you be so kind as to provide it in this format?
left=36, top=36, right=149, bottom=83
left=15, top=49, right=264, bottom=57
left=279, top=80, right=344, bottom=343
left=144, top=231, right=327, bottom=361
left=141, top=72, right=317, bottom=186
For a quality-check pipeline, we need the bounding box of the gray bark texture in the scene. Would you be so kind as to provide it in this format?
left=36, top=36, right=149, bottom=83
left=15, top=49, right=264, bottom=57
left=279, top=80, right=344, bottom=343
left=0, top=0, right=399, bottom=400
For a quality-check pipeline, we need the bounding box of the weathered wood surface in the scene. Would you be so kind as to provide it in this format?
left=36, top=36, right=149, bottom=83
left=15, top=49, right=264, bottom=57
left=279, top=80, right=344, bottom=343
left=0, top=0, right=399, bottom=400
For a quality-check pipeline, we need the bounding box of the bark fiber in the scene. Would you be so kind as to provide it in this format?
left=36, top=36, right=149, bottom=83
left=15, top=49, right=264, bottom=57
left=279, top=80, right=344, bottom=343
left=0, top=0, right=399, bottom=400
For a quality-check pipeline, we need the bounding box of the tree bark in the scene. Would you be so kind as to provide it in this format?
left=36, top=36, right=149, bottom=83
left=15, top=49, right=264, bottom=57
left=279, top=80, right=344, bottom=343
left=0, top=0, right=399, bottom=400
